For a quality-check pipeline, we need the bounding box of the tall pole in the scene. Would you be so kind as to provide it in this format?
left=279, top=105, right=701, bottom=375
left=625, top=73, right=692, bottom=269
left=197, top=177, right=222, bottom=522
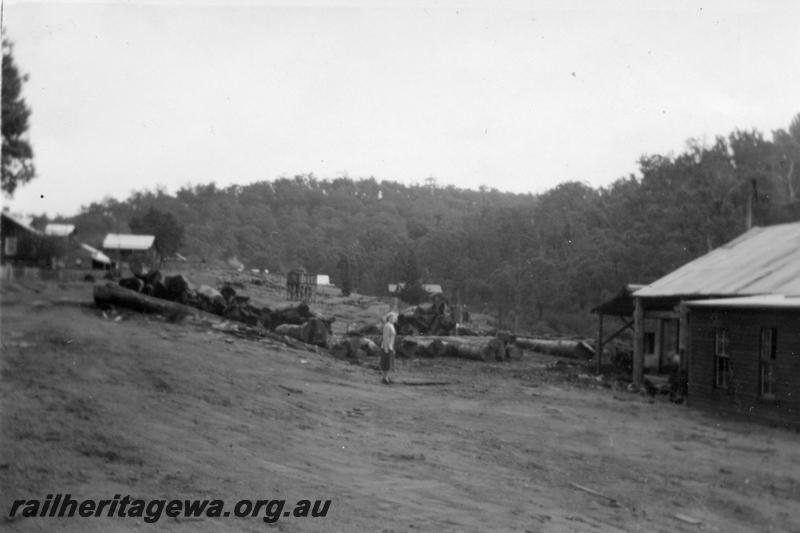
left=633, top=297, right=645, bottom=387
left=595, top=312, right=604, bottom=375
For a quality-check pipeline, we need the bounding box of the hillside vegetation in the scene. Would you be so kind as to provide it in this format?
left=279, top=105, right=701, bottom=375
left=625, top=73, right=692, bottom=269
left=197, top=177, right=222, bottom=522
left=45, top=114, right=800, bottom=335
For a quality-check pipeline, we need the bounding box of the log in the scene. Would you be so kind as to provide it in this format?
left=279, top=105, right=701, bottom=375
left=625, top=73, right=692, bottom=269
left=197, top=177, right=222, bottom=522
left=207, top=320, right=309, bottom=351
left=495, top=330, right=516, bottom=345
left=515, top=337, right=595, bottom=359
left=94, top=282, right=200, bottom=320
left=119, top=277, right=144, bottom=293
left=274, top=318, right=329, bottom=347
left=163, top=274, right=196, bottom=296
left=270, top=303, right=315, bottom=325
left=342, top=334, right=513, bottom=362
left=396, top=336, right=446, bottom=358
left=396, top=302, right=456, bottom=336
left=134, top=269, right=162, bottom=285
left=197, top=285, right=226, bottom=314
left=454, top=325, right=484, bottom=336
left=436, top=336, right=506, bottom=362
left=152, top=280, right=170, bottom=300
left=329, top=335, right=380, bottom=360
left=329, top=335, right=352, bottom=359
left=220, top=284, right=237, bottom=303
left=426, top=314, right=456, bottom=336
left=346, top=322, right=381, bottom=336
left=506, top=345, right=524, bottom=361
left=360, top=337, right=380, bottom=357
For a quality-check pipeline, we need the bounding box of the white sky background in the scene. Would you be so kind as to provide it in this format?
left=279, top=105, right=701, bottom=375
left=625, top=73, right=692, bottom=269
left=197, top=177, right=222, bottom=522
left=3, top=0, right=800, bottom=217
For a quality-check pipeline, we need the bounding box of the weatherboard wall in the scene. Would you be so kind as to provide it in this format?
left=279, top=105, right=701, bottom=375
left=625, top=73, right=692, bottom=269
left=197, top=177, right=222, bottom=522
left=687, top=307, right=800, bottom=429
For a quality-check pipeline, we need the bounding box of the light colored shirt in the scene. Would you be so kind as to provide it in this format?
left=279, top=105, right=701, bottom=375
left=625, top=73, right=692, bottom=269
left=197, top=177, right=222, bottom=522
left=381, top=321, right=396, bottom=351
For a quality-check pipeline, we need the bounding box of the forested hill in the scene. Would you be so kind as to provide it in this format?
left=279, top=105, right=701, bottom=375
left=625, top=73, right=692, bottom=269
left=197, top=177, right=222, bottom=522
left=55, top=114, right=800, bottom=334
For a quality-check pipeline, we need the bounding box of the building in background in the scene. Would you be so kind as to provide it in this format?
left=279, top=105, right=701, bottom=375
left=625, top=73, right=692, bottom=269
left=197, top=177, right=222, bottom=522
left=626, top=222, right=800, bottom=387
left=44, top=223, right=76, bottom=238
left=388, top=283, right=443, bottom=295
left=102, top=233, right=159, bottom=273
left=1, top=211, right=47, bottom=267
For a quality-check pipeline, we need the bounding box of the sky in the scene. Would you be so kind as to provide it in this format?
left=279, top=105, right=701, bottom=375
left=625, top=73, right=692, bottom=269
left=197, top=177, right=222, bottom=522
left=3, top=0, right=800, bottom=217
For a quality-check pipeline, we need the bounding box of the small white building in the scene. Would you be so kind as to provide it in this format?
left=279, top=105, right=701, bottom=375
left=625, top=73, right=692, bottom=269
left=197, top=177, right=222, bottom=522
left=388, top=283, right=443, bottom=295
left=102, top=233, right=159, bottom=268
left=44, top=224, right=76, bottom=237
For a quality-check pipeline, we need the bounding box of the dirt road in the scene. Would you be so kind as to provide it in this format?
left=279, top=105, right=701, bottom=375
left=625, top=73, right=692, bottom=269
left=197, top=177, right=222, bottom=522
left=2, top=282, right=799, bottom=532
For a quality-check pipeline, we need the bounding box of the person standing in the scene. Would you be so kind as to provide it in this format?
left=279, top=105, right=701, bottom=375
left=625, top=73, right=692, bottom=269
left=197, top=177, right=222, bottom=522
left=381, top=312, right=398, bottom=384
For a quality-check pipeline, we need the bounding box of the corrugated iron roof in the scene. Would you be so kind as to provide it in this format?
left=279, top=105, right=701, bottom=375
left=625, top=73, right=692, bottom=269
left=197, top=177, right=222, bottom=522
left=686, top=294, right=800, bottom=309
left=44, top=223, right=76, bottom=236
left=634, top=222, right=800, bottom=298
left=102, top=233, right=155, bottom=251
left=80, top=243, right=112, bottom=264
left=1, top=212, right=42, bottom=235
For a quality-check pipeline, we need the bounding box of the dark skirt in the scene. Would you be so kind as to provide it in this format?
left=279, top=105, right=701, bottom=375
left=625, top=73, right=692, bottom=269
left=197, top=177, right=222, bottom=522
left=380, top=349, right=395, bottom=372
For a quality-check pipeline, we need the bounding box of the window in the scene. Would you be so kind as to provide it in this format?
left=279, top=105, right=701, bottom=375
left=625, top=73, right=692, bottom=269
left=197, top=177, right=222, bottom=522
left=714, top=329, right=730, bottom=389
left=759, top=328, right=777, bottom=399
left=4, top=236, right=17, bottom=256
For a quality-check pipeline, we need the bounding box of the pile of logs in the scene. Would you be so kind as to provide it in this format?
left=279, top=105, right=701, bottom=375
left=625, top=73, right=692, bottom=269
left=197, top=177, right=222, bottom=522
left=332, top=310, right=523, bottom=363
left=400, top=335, right=522, bottom=362
left=331, top=333, right=522, bottom=363
left=104, top=271, right=574, bottom=365
left=328, top=297, right=527, bottom=364
left=95, top=271, right=334, bottom=347
left=274, top=318, right=330, bottom=347
left=396, top=301, right=456, bottom=336
left=329, top=335, right=380, bottom=360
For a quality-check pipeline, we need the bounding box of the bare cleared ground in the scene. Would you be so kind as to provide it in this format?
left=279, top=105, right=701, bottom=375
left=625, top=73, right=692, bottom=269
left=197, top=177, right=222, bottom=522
left=2, top=278, right=799, bottom=533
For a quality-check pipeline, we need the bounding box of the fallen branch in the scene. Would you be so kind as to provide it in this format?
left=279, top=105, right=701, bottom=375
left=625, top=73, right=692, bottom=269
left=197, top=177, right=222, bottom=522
left=397, top=380, right=452, bottom=386
left=568, top=482, right=619, bottom=507
left=673, top=514, right=702, bottom=525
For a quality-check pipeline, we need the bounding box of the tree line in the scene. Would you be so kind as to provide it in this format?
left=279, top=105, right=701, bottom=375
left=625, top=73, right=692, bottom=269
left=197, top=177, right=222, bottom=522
left=39, top=114, right=795, bottom=335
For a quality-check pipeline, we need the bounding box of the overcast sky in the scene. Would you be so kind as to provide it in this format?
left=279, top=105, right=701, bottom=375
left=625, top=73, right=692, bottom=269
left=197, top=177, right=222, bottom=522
left=3, top=0, right=800, bottom=217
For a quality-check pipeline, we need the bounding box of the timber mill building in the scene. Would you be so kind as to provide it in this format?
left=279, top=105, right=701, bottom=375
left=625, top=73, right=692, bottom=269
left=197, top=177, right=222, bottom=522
left=596, top=221, right=800, bottom=428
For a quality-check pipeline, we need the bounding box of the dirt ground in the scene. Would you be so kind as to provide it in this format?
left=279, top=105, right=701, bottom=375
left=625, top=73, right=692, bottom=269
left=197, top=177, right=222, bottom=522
left=2, top=278, right=799, bottom=532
